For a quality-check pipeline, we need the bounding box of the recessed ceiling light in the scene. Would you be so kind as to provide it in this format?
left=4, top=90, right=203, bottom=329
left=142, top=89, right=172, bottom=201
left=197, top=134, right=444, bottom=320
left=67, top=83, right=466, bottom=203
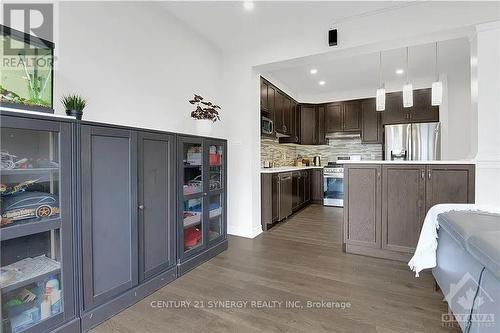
left=310, top=68, right=318, bottom=75
left=319, top=81, right=326, bottom=86
left=395, top=69, right=404, bottom=75
left=243, top=1, right=254, bottom=11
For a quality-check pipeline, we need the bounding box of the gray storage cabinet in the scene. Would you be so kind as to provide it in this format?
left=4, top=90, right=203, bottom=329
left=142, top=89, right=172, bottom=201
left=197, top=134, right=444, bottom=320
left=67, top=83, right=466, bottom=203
left=177, top=136, right=228, bottom=275
left=80, top=125, right=138, bottom=310
left=138, top=132, right=176, bottom=281
left=0, top=112, right=79, bottom=333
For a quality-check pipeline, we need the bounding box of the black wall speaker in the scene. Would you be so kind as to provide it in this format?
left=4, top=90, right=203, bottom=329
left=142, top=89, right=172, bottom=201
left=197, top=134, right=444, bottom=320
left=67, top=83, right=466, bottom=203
left=329, top=29, right=337, bottom=46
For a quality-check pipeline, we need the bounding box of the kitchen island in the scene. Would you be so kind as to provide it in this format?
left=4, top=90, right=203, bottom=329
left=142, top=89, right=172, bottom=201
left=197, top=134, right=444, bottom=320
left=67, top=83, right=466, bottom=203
left=342, top=161, right=475, bottom=261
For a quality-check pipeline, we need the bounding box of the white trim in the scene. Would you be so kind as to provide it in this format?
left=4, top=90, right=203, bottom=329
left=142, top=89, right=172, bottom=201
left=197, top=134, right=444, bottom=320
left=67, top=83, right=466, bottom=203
left=476, top=20, right=500, bottom=33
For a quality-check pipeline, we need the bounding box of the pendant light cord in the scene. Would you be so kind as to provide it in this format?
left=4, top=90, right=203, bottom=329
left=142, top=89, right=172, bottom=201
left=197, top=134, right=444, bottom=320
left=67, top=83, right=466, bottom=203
left=379, top=52, right=383, bottom=88
left=435, top=42, right=439, bottom=81
left=406, top=47, right=409, bottom=84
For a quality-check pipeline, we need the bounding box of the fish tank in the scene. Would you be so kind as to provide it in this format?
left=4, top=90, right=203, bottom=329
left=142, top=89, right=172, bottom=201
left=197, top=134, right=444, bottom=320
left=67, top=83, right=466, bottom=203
left=0, top=25, right=54, bottom=113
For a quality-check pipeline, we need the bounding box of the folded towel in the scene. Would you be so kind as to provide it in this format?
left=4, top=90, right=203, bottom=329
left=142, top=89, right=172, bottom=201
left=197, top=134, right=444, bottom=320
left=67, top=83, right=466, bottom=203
left=408, top=204, right=500, bottom=277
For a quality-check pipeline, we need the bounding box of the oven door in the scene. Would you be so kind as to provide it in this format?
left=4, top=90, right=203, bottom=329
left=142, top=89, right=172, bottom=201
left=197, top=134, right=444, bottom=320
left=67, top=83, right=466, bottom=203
left=323, top=173, right=344, bottom=207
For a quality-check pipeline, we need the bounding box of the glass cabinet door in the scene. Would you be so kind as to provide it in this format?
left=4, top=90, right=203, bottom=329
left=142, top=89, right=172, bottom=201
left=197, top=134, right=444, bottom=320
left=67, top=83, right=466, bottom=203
left=182, top=142, right=203, bottom=196
left=0, top=117, right=73, bottom=333
left=208, top=194, right=223, bottom=242
left=182, top=197, right=204, bottom=253
left=1, top=128, right=60, bottom=229
left=208, top=143, right=223, bottom=192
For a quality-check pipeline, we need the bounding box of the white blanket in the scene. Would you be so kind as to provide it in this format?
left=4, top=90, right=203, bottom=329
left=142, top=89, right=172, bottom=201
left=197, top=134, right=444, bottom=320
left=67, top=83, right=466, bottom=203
left=408, top=203, right=500, bottom=277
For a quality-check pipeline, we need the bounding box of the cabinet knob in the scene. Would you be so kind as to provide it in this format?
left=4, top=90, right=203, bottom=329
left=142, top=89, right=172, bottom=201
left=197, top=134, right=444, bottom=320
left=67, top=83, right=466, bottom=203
left=138, top=204, right=145, bottom=210
left=203, top=192, right=208, bottom=196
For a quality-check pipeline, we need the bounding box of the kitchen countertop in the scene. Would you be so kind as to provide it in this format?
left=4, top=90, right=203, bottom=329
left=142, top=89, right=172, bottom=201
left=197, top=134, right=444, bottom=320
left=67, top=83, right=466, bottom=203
left=342, top=160, right=475, bottom=165
left=260, top=166, right=324, bottom=173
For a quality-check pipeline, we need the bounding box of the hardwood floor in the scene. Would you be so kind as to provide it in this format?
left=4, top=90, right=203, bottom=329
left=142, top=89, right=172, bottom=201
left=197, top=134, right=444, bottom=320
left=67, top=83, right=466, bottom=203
left=90, top=205, right=458, bottom=333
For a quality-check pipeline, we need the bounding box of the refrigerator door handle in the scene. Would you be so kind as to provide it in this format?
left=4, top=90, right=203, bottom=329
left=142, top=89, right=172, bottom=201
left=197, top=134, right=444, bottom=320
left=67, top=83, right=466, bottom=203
left=407, top=124, right=412, bottom=160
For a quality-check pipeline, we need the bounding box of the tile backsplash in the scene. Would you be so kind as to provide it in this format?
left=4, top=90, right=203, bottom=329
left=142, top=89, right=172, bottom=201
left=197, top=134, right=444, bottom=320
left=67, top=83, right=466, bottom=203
left=261, top=137, right=383, bottom=166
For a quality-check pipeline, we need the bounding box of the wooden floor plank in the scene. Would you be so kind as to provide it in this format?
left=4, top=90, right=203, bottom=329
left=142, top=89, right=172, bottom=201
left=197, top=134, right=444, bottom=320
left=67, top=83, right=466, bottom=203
left=90, top=205, right=459, bottom=333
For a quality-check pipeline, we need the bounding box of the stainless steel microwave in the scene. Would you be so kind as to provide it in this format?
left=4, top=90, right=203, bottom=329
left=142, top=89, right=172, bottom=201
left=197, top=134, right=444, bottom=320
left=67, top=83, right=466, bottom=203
left=261, top=116, right=273, bottom=135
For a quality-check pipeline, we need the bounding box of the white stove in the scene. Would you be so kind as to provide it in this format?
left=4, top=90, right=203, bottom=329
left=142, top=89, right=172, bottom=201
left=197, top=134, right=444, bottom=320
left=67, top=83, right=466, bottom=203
left=323, top=155, right=361, bottom=207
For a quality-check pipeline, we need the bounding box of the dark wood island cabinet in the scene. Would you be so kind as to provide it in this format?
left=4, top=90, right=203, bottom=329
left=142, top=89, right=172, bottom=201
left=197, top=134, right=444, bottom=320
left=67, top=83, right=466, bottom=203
left=343, top=162, right=475, bottom=261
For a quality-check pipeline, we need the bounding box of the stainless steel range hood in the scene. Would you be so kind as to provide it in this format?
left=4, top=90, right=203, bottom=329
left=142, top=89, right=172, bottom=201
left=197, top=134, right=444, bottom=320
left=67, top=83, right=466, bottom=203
left=325, top=132, right=361, bottom=139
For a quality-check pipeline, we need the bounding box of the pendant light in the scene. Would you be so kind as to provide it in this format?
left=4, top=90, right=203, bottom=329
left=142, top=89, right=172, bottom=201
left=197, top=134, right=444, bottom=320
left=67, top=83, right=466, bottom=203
left=432, top=42, right=443, bottom=106
left=376, top=51, right=386, bottom=111
left=402, top=47, right=413, bottom=108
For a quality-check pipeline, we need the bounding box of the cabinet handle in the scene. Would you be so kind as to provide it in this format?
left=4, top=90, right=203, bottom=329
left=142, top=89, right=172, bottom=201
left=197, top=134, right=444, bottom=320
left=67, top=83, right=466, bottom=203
left=203, top=192, right=208, bottom=196
left=428, top=170, right=431, bottom=180
left=421, top=169, right=424, bottom=179
left=138, top=204, right=144, bottom=210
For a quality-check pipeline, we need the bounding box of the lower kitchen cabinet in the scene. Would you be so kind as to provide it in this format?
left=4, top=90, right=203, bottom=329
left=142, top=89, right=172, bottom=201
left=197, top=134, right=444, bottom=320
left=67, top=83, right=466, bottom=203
left=311, top=168, right=324, bottom=204
left=344, top=165, right=381, bottom=249
left=177, top=136, right=228, bottom=276
left=381, top=165, right=425, bottom=253
left=80, top=125, right=139, bottom=310
left=425, top=165, right=475, bottom=211
left=344, top=163, right=475, bottom=261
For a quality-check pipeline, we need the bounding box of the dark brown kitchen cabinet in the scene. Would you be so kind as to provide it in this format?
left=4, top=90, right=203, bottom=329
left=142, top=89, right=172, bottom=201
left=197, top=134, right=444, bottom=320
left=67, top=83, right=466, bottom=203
left=292, top=171, right=300, bottom=210
left=274, top=91, right=284, bottom=135
left=425, top=164, right=475, bottom=211
left=344, top=163, right=475, bottom=261
left=361, top=99, right=383, bottom=144
left=410, top=89, right=440, bottom=123
left=382, top=165, right=426, bottom=253
left=283, top=96, right=292, bottom=136
left=300, top=105, right=316, bottom=145
left=260, top=79, right=269, bottom=111
left=316, top=105, right=327, bottom=144
left=311, top=168, right=324, bottom=203
left=381, top=92, right=408, bottom=125
left=344, top=165, right=382, bottom=249
left=298, top=104, right=325, bottom=145
left=342, top=101, right=362, bottom=132
left=304, top=170, right=311, bottom=203
left=381, top=89, right=439, bottom=125
left=279, top=100, right=301, bottom=144
left=325, top=103, right=343, bottom=132
left=325, top=101, right=361, bottom=133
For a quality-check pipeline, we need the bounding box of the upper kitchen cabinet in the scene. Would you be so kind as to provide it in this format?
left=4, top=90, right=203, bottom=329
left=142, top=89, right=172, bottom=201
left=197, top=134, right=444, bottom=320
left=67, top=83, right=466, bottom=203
left=300, top=105, right=315, bottom=145
left=282, top=96, right=293, bottom=136
left=299, top=104, right=325, bottom=145
left=316, top=105, right=327, bottom=145
left=410, top=89, right=439, bottom=123
left=342, top=101, right=362, bottom=132
left=361, top=99, right=383, bottom=144
left=260, top=78, right=269, bottom=112
left=325, top=103, right=343, bottom=132
left=381, top=92, right=408, bottom=125
left=325, top=101, right=361, bottom=133
left=274, top=91, right=284, bottom=135
left=381, top=89, right=439, bottom=125
left=279, top=100, right=301, bottom=144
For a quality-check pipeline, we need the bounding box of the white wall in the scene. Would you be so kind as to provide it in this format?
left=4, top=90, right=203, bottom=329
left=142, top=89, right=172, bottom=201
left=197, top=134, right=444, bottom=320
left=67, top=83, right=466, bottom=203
left=55, top=2, right=225, bottom=138
left=472, top=21, right=500, bottom=207
left=222, top=2, right=500, bottom=238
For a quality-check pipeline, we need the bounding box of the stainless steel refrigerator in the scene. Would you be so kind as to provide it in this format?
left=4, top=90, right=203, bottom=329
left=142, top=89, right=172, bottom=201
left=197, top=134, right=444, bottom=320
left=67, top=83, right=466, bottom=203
left=384, top=122, right=441, bottom=160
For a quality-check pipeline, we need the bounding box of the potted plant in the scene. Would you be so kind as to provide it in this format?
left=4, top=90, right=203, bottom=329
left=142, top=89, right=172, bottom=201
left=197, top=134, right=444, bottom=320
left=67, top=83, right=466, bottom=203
left=189, top=94, right=221, bottom=135
left=61, top=94, right=87, bottom=120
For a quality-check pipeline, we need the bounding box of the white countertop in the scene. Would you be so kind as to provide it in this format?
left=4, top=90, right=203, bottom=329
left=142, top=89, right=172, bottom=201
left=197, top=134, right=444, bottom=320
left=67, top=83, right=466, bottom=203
left=342, top=160, right=475, bottom=165
left=260, top=166, right=324, bottom=173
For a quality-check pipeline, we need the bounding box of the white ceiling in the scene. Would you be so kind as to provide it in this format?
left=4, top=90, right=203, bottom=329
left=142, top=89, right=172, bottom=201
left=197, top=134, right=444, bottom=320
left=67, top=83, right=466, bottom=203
left=162, top=1, right=406, bottom=52
left=262, top=38, right=470, bottom=98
